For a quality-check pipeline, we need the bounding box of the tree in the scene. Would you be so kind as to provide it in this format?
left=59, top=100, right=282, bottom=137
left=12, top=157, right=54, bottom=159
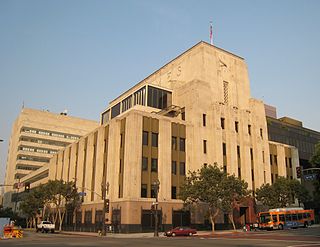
left=310, top=142, right=320, bottom=168
left=255, top=177, right=310, bottom=208
left=180, top=164, right=249, bottom=232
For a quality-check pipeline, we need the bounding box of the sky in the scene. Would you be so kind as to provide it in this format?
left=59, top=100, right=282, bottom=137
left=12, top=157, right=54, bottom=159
left=1, top=0, right=320, bottom=184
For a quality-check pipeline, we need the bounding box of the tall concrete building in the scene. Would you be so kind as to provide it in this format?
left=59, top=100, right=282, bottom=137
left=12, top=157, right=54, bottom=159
left=19, top=42, right=299, bottom=232
left=3, top=108, right=99, bottom=209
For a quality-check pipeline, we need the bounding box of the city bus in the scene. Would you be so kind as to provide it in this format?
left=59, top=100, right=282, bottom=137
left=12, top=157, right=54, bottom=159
left=258, top=207, right=314, bottom=230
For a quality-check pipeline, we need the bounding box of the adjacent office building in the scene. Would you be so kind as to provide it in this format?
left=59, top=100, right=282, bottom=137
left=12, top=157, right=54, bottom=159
left=3, top=108, right=99, bottom=209
left=19, top=42, right=300, bottom=232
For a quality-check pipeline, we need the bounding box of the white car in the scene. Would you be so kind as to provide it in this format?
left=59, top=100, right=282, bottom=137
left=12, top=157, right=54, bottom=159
left=36, top=221, right=55, bottom=233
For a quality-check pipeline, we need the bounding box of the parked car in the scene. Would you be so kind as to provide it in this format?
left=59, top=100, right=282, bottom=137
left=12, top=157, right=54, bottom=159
left=164, top=227, right=197, bottom=237
left=36, top=221, right=55, bottom=233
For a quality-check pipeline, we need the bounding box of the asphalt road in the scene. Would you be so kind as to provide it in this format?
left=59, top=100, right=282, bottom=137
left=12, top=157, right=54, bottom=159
left=1, top=227, right=319, bottom=247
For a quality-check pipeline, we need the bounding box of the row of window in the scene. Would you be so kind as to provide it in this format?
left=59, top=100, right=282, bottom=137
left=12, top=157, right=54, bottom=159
left=202, top=115, right=263, bottom=138
left=171, top=136, right=185, bottom=151
left=21, top=127, right=80, bottom=140
left=141, top=157, right=186, bottom=175
left=20, top=136, right=68, bottom=147
left=16, top=164, right=40, bottom=171
left=17, top=155, right=50, bottom=163
left=141, top=184, right=179, bottom=199
left=19, top=146, right=58, bottom=155
left=142, top=131, right=158, bottom=147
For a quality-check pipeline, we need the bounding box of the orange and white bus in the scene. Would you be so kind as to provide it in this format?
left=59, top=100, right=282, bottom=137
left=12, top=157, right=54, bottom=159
left=258, top=207, right=314, bottom=230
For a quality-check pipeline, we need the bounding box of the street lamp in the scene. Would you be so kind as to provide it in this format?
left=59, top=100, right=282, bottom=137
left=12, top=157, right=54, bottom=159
left=152, top=179, right=160, bottom=237
left=101, top=180, right=109, bottom=236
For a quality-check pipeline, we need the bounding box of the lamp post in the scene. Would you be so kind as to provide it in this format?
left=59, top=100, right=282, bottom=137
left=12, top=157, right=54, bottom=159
left=152, top=179, right=160, bottom=237
left=101, top=180, right=109, bottom=236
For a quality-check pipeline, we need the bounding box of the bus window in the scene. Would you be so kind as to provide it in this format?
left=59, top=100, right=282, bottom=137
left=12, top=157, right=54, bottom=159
left=298, top=214, right=303, bottom=220
left=303, top=213, right=307, bottom=219
left=272, top=215, right=277, bottom=223
left=285, top=214, right=292, bottom=221
left=292, top=214, right=297, bottom=221
left=306, top=213, right=310, bottom=218
left=260, top=214, right=271, bottom=223
left=279, top=214, right=285, bottom=222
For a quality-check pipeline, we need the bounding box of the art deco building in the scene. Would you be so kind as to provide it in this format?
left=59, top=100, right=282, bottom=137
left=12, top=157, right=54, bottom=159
left=19, top=42, right=299, bottom=232
left=3, top=108, right=99, bottom=209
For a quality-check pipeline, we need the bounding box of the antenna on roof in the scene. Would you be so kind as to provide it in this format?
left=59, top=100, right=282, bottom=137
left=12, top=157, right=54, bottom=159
left=209, top=21, right=213, bottom=45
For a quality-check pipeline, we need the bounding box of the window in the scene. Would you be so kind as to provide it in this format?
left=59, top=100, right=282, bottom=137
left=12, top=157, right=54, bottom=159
left=122, top=95, right=132, bottom=112
left=151, top=158, right=158, bottom=172
left=179, top=162, right=186, bottom=175
left=285, top=158, right=288, bottom=167
left=142, top=131, right=148, bottom=145
left=203, top=140, right=207, bottom=154
left=270, top=154, right=273, bottom=165
left=289, top=158, right=292, bottom=168
left=181, top=107, right=185, bottom=120
left=141, top=184, right=147, bottom=198
left=223, top=143, right=226, bottom=156
left=250, top=148, right=253, bottom=160
left=223, top=166, right=227, bottom=173
left=142, top=157, right=148, bottom=171
left=238, top=168, right=241, bottom=178
left=171, top=186, right=177, bottom=199
left=172, top=137, right=177, bottom=150
left=134, top=86, right=146, bottom=106
left=223, top=81, right=229, bottom=104
left=260, top=128, right=263, bottom=139
left=221, top=118, right=225, bottom=129
left=252, top=169, right=254, bottom=181
left=179, top=138, right=185, bottom=151
left=235, top=121, right=239, bottom=133
left=147, top=85, right=172, bottom=109
left=152, top=133, right=158, bottom=147
left=203, top=114, right=206, bottom=126
left=279, top=214, right=285, bottom=222
left=111, top=102, right=121, bottom=119
left=274, top=155, right=278, bottom=165
left=172, top=161, right=177, bottom=175
left=237, top=146, right=241, bottom=157
left=285, top=214, right=292, bottom=221
left=248, top=125, right=251, bottom=135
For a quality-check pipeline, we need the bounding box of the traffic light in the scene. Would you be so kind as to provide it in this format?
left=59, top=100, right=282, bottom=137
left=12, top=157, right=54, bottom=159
left=296, top=166, right=302, bottom=179
left=25, top=182, right=30, bottom=192
left=105, top=199, right=110, bottom=213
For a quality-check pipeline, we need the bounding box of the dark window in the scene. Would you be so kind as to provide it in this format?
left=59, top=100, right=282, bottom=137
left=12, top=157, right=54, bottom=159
left=235, top=121, right=239, bottom=133
left=248, top=125, right=251, bottom=135
left=270, top=154, right=273, bottom=165
left=142, top=131, right=148, bottom=145
left=289, top=158, right=292, bottom=168
left=171, top=186, right=177, bottom=199
left=203, top=114, right=206, bottom=126
left=237, top=146, right=240, bottom=157
left=223, top=165, right=227, bottom=173
left=179, top=138, right=185, bottom=151
left=285, top=214, right=292, bottom=221
left=120, top=134, right=123, bottom=147
left=152, top=133, right=158, bottom=147
left=285, top=158, right=288, bottom=167
left=298, top=214, right=303, bottom=220
left=252, top=169, right=254, bottom=181
left=172, top=137, right=177, bottom=150
left=274, top=155, right=278, bottom=165
left=292, top=214, right=297, bottom=221
left=223, top=143, right=227, bottom=156
left=119, top=159, right=122, bottom=174
left=142, top=157, right=148, bottom=171
left=238, top=167, right=241, bottom=178
left=203, top=140, right=207, bottom=154
left=181, top=108, right=185, bottom=120
left=260, top=128, right=263, bottom=138
left=172, top=161, right=177, bottom=175
left=147, top=85, right=172, bottom=109
left=141, top=184, right=147, bottom=198
left=180, top=162, right=186, bottom=175
left=151, top=158, right=158, bottom=172
left=85, top=211, right=92, bottom=224
left=279, top=214, right=285, bottom=222
left=111, top=103, right=121, bottom=119
left=271, top=174, right=274, bottom=183
left=250, top=148, right=253, bottom=160
left=221, top=118, right=225, bottom=129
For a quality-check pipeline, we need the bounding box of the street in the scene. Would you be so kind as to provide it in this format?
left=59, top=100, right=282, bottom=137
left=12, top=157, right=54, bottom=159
left=0, top=227, right=319, bottom=247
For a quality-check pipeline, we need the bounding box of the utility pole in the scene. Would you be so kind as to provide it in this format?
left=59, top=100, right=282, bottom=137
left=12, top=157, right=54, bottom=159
left=101, top=180, right=109, bottom=236
left=152, top=179, right=160, bottom=237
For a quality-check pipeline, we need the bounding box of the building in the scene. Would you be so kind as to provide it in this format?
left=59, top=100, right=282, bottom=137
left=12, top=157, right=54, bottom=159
left=3, top=108, right=99, bottom=209
left=265, top=106, right=320, bottom=169
left=19, top=42, right=299, bottom=232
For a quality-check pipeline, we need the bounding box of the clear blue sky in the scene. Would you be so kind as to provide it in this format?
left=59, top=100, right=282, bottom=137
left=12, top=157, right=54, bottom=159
left=1, top=0, right=320, bottom=184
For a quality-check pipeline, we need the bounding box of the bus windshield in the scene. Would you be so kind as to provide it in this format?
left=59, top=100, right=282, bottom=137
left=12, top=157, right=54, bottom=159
left=260, top=213, right=271, bottom=223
